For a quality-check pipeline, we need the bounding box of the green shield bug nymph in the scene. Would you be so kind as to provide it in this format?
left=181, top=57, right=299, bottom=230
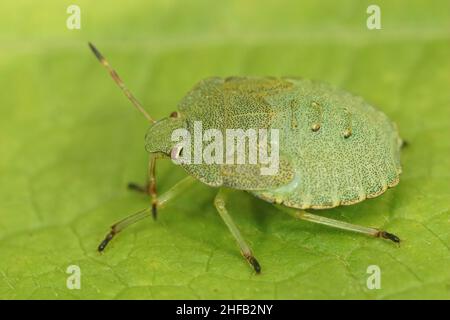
left=89, top=43, right=403, bottom=274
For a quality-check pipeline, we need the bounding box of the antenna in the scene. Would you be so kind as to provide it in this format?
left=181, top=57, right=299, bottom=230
left=88, top=42, right=155, bottom=123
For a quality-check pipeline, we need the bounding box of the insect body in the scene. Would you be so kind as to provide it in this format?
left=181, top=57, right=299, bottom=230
left=89, top=43, right=402, bottom=273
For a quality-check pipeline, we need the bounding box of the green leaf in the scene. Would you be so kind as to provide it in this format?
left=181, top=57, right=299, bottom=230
left=0, top=0, right=449, bottom=299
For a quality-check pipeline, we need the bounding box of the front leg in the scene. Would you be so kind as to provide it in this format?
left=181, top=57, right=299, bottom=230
left=98, top=175, right=196, bottom=252
left=128, top=155, right=159, bottom=219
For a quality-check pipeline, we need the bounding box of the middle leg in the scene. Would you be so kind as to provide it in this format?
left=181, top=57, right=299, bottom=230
left=214, top=189, right=261, bottom=273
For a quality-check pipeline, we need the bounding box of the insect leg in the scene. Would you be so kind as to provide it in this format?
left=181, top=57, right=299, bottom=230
left=127, top=183, right=148, bottom=193
left=148, top=155, right=158, bottom=219
left=279, top=207, right=400, bottom=244
left=214, top=189, right=261, bottom=273
left=127, top=156, right=159, bottom=218
left=98, top=207, right=151, bottom=252
left=98, top=176, right=196, bottom=252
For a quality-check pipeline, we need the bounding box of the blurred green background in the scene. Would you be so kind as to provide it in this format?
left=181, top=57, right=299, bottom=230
left=0, top=0, right=449, bottom=299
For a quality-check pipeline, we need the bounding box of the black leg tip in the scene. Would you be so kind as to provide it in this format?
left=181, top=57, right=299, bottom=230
left=98, top=233, right=114, bottom=252
left=380, top=231, right=401, bottom=244
left=128, top=182, right=147, bottom=193
left=128, top=182, right=140, bottom=190
left=98, top=240, right=108, bottom=252
left=248, top=256, right=261, bottom=274
left=152, top=203, right=157, bottom=220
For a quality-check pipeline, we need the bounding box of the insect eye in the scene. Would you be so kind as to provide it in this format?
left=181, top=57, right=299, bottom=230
left=170, top=111, right=180, bottom=118
left=170, top=145, right=184, bottom=161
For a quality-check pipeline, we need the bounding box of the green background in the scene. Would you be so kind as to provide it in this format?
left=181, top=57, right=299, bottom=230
left=0, top=0, right=449, bottom=299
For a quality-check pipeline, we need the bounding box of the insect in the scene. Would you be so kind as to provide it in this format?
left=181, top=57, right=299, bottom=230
left=89, top=42, right=403, bottom=273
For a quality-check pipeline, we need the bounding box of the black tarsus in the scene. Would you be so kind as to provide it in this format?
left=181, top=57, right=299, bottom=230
left=98, top=232, right=115, bottom=252
left=247, top=256, right=261, bottom=274
left=127, top=182, right=148, bottom=193
left=152, top=203, right=157, bottom=220
left=380, top=231, right=401, bottom=244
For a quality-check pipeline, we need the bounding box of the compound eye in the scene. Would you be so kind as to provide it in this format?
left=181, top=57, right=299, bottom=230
left=170, top=111, right=180, bottom=118
left=170, top=145, right=184, bottom=162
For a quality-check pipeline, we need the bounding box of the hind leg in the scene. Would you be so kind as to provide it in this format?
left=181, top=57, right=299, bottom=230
left=278, top=206, right=400, bottom=243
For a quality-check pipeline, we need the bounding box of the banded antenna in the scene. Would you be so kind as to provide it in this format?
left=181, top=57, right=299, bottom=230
left=88, top=42, right=154, bottom=123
